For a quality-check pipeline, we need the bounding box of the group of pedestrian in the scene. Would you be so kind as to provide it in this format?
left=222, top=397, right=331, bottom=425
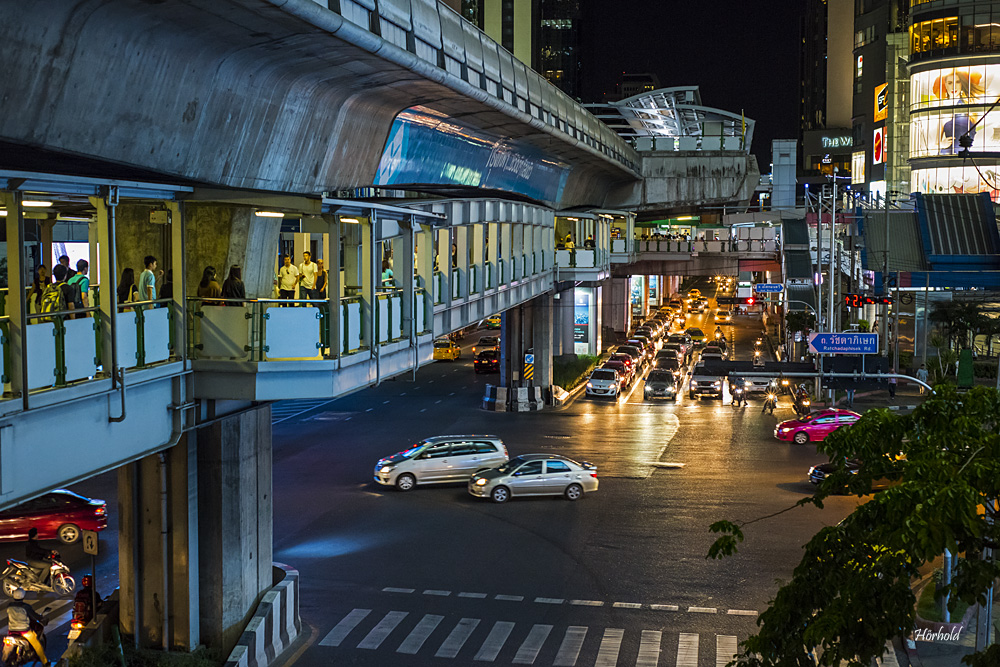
left=274, top=252, right=328, bottom=303
left=26, top=255, right=92, bottom=319
left=116, top=255, right=162, bottom=309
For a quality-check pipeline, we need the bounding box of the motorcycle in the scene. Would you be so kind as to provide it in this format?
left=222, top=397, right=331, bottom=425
left=793, top=386, right=812, bottom=416
left=1, top=552, right=75, bottom=598
left=753, top=349, right=765, bottom=368
left=2, top=618, right=47, bottom=667
left=731, top=382, right=747, bottom=407
left=762, top=392, right=777, bottom=415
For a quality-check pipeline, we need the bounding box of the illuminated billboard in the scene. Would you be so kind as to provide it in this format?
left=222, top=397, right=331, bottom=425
left=912, top=165, right=1000, bottom=201
left=910, top=65, right=1000, bottom=110
left=874, top=83, right=888, bottom=122
left=909, top=65, right=1000, bottom=158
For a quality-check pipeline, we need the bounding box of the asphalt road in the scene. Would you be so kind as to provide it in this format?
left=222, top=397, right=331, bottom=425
left=273, top=278, right=864, bottom=667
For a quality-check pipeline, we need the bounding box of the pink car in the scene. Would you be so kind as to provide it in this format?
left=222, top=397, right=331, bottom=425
left=774, top=408, right=861, bottom=445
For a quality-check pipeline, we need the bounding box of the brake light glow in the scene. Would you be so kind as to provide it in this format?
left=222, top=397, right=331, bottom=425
left=4, top=637, right=15, bottom=645
left=590, top=473, right=598, bottom=478
left=71, top=621, right=84, bottom=629
left=95, top=506, right=107, bottom=516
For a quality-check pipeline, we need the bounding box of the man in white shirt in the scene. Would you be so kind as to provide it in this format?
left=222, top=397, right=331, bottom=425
left=276, top=254, right=299, bottom=302
left=298, top=251, right=318, bottom=300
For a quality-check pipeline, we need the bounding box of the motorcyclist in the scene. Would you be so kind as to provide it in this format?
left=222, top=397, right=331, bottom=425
left=762, top=391, right=777, bottom=415
left=714, top=326, right=723, bottom=339
left=5, top=588, right=48, bottom=666
left=73, top=575, right=102, bottom=627
left=730, top=376, right=747, bottom=406
left=25, top=528, right=52, bottom=586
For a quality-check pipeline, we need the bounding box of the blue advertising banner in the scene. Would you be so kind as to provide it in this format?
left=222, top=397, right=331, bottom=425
left=574, top=292, right=590, bottom=343
left=374, top=106, right=570, bottom=204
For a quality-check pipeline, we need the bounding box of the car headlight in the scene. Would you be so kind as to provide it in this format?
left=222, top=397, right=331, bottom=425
left=380, top=466, right=393, bottom=473
left=780, top=427, right=793, bottom=432
left=744, top=381, right=751, bottom=387
left=690, top=381, right=696, bottom=388
left=808, top=466, right=816, bottom=475
left=586, top=382, right=592, bottom=388
left=475, top=478, right=488, bottom=486
left=713, top=381, right=721, bottom=387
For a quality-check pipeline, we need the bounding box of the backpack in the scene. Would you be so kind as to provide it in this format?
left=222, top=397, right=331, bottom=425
left=66, top=275, right=85, bottom=309
left=39, top=283, right=66, bottom=322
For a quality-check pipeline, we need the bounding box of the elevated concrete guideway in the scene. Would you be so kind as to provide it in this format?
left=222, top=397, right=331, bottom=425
left=0, top=0, right=638, bottom=210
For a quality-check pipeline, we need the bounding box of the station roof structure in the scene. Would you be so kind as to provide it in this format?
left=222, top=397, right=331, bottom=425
left=585, top=87, right=754, bottom=151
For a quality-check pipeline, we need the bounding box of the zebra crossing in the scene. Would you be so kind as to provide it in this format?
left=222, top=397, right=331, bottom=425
left=318, top=607, right=745, bottom=666
left=270, top=399, right=335, bottom=424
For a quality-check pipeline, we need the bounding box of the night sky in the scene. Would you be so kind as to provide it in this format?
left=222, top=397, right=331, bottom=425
left=579, top=0, right=807, bottom=173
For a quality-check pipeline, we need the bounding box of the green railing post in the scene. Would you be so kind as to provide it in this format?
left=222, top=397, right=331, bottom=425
left=54, top=315, right=67, bottom=386
left=0, top=320, right=9, bottom=384
left=135, top=306, right=146, bottom=368
left=342, top=300, right=349, bottom=355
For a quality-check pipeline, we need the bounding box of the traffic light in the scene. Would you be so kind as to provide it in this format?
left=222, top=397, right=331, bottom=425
left=843, top=293, right=892, bottom=308
left=743, top=296, right=755, bottom=306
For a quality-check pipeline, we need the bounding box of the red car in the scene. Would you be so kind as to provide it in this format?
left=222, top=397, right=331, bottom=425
left=774, top=409, right=861, bottom=445
left=609, top=353, right=635, bottom=378
left=603, top=360, right=630, bottom=383
left=0, top=490, right=108, bottom=544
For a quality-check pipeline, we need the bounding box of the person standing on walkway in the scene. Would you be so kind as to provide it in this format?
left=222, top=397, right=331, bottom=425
left=846, top=387, right=855, bottom=408
left=298, top=251, right=318, bottom=300
left=197, top=266, right=222, bottom=303
left=916, top=363, right=929, bottom=394
left=138, top=255, right=159, bottom=302
left=221, top=265, right=245, bottom=306
left=277, top=254, right=299, bottom=302
left=888, top=367, right=897, bottom=400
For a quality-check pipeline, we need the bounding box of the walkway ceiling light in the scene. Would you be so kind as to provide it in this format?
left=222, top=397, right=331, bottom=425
left=565, top=217, right=578, bottom=221
left=22, top=200, right=53, bottom=207
left=340, top=217, right=360, bottom=224
left=56, top=215, right=92, bottom=222
left=676, top=216, right=696, bottom=221
left=255, top=210, right=284, bottom=218
left=0, top=210, right=6, bottom=217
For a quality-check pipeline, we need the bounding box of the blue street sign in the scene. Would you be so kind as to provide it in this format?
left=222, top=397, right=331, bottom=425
left=808, top=332, right=879, bottom=354
left=524, top=354, right=535, bottom=365
left=753, top=283, right=784, bottom=293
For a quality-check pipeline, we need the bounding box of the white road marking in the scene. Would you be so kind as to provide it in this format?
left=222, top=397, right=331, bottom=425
left=383, top=400, right=390, bottom=404
left=357, top=610, right=407, bottom=649
left=727, top=609, right=758, bottom=616
left=552, top=626, right=587, bottom=667
left=474, top=621, right=515, bottom=662
left=594, top=628, right=624, bottom=667
left=569, top=600, right=603, bottom=607
left=435, top=399, right=442, bottom=404
left=382, top=587, right=414, bottom=594
left=676, top=632, right=699, bottom=667
left=366, top=408, right=373, bottom=412
left=688, top=606, right=717, bottom=613
left=717, top=635, right=739, bottom=667
left=637, top=630, right=663, bottom=667
left=399, top=392, right=406, bottom=396
left=612, top=602, right=642, bottom=609
left=396, top=614, right=443, bottom=654
left=423, top=589, right=451, bottom=596
left=458, top=592, right=488, bottom=599
left=535, top=597, right=564, bottom=604
left=319, top=608, right=371, bottom=646
left=420, top=408, right=427, bottom=413
left=512, top=624, right=553, bottom=664
left=495, top=594, right=523, bottom=601
left=449, top=392, right=455, bottom=396
left=651, top=604, right=680, bottom=611
left=435, top=617, right=480, bottom=658
left=649, top=462, right=686, bottom=468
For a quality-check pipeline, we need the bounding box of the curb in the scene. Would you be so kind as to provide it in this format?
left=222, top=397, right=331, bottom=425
left=224, top=563, right=301, bottom=667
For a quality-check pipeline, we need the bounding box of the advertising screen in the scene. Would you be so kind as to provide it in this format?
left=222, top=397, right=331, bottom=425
left=574, top=291, right=590, bottom=343
left=911, top=65, right=1000, bottom=110
left=912, top=165, right=1000, bottom=201
left=910, top=65, right=1000, bottom=158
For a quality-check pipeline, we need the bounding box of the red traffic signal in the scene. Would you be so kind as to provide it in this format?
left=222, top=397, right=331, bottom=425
left=743, top=297, right=755, bottom=305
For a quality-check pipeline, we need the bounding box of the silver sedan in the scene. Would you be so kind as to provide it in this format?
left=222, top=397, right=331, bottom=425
left=468, top=454, right=598, bottom=503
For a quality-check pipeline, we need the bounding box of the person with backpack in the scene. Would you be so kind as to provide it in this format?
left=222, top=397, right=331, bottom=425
left=27, top=265, right=51, bottom=315
left=39, top=264, right=76, bottom=321
left=67, top=259, right=89, bottom=318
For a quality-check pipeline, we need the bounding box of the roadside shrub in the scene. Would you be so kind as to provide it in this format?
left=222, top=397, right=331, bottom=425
left=553, top=354, right=598, bottom=389
left=69, top=642, right=220, bottom=667
left=973, top=360, right=998, bottom=379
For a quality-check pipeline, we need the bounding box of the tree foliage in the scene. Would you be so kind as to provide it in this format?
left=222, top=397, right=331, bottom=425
left=708, top=385, right=1000, bottom=666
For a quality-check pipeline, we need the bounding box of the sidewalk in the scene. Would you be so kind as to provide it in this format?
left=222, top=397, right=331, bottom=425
left=817, top=383, right=927, bottom=414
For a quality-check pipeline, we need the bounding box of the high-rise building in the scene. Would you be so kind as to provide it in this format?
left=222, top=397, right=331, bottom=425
left=851, top=0, right=909, bottom=197
left=453, top=0, right=582, bottom=99
left=799, top=0, right=855, bottom=182
left=907, top=1, right=1000, bottom=200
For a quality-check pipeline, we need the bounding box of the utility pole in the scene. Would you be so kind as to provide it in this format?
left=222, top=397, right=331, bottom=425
left=881, top=191, right=890, bottom=356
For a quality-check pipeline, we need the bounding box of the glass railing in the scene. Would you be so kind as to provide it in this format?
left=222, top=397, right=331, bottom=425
left=375, top=288, right=405, bottom=344
left=555, top=248, right=604, bottom=268
left=451, top=268, right=460, bottom=299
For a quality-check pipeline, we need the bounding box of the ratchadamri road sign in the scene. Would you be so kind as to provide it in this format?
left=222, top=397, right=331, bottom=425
left=753, top=283, right=783, bottom=293
left=808, top=332, right=879, bottom=354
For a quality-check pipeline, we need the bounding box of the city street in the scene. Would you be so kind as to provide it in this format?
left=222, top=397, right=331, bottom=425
left=272, top=283, right=864, bottom=666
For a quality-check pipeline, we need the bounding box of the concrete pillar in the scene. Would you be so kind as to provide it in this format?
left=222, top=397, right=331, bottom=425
left=39, top=219, right=56, bottom=271
left=2, top=192, right=26, bottom=402
left=499, top=306, right=523, bottom=387
left=328, top=215, right=342, bottom=356
left=196, top=403, right=273, bottom=651
left=118, top=438, right=200, bottom=650
left=183, top=205, right=281, bottom=298
left=530, top=293, right=553, bottom=389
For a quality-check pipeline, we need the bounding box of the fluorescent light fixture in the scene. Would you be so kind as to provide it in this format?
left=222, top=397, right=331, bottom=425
left=255, top=210, right=284, bottom=218
left=340, top=217, right=360, bottom=224
left=565, top=217, right=579, bottom=221
left=22, top=200, right=53, bottom=208
left=0, top=210, right=6, bottom=217
left=57, top=215, right=92, bottom=222
left=676, top=216, right=696, bottom=221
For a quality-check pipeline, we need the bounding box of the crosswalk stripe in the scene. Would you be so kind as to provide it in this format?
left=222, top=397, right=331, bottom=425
left=357, top=611, right=407, bottom=649
left=458, top=592, right=488, bottom=599
left=594, top=628, right=624, bottom=667
left=676, top=632, right=699, bottom=667
left=319, top=608, right=371, bottom=647
left=512, top=624, right=553, bottom=664
left=474, top=621, right=515, bottom=662
left=637, top=630, right=662, bottom=667
left=396, top=614, right=443, bottom=655
left=651, top=604, right=679, bottom=612
left=688, top=607, right=717, bottom=614
left=435, top=617, right=480, bottom=658
left=717, top=635, right=738, bottom=667
left=568, top=600, right=603, bottom=607
left=552, top=626, right=587, bottom=667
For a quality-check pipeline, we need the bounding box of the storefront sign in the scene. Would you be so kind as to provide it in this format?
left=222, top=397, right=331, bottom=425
left=873, top=127, right=885, bottom=165
left=574, top=292, right=590, bottom=343
left=874, top=83, right=889, bottom=122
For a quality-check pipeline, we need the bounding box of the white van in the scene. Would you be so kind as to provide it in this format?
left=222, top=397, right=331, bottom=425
left=374, top=436, right=509, bottom=491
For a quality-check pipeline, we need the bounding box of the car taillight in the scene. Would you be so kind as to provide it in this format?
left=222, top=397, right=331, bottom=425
left=590, top=473, right=598, bottom=478
left=71, top=620, right=84, bottom=629
left=4, top=637, right=15, bottom=645
left=95, top=506, right=107, bottom=516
